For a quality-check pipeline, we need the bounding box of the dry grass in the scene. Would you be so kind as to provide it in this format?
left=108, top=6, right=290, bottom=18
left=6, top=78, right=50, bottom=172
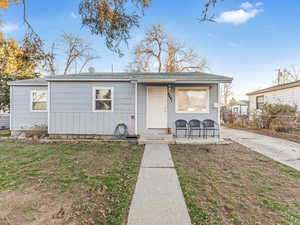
left=170, top=143, right=300, bottom=225
left=0, top=140, right=143, bottom=225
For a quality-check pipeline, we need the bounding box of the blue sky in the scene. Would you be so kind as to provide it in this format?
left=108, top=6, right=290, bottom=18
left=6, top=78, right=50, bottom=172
left=1, top=0, right=300, bottom=99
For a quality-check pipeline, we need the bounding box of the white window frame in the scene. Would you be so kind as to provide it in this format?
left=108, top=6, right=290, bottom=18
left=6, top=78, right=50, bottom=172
left=30, top=90, right=48, bottom=112
left=93, top=87, right=114, bottom=112
left=175, top=87, right=210, bottom=114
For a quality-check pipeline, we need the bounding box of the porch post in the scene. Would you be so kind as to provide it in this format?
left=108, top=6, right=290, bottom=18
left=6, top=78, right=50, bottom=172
left=48, top=82, right=51, bottom=134
left=217, top=83, right=221, bottom=125
left=135, top=81, right=138, bottom=135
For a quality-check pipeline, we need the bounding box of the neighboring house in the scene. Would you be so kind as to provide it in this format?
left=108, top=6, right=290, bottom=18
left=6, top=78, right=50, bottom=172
left=8, top=72, right=232, bottom=137
left=0, top=108, right=10, bottom=129
left=231, top=100, right=249, bottom=116
left=247, top=80, right=300, bottom=114
left=0, top=114, right=10, bottom=129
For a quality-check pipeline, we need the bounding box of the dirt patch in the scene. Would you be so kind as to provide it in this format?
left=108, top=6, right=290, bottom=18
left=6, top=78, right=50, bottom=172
left=0, top=187, right=73, bottom=225
left=171, top=143, right=300, bottom=225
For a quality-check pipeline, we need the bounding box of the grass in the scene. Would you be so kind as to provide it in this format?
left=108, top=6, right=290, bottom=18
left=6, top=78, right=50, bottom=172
left=0, top=140, right=143, bottom=225
left=170, top=143, right=300, bottom=225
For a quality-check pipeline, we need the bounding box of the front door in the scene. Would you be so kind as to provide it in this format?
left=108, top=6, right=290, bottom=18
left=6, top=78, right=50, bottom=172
left=147, top=86, right=167, bottom=128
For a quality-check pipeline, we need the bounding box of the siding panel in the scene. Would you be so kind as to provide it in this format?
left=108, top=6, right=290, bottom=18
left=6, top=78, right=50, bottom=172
left=49, top=82, right=135, bottom=135
left=11, top=86, right=48, bottom=130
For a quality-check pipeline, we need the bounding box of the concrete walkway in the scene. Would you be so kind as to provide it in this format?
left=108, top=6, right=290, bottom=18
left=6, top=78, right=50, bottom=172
left=127, top=144, right=191, bottom=225
left=222, top=127, right=300, bottom=171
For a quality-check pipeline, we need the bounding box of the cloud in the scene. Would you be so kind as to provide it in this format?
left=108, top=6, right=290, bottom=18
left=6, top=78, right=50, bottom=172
left=255, top=2, right=264, bottom=6
left=216, top=2, right=263, bottom=25
left=70, top=12, right=77, bottom=19
left=0, top=23, right=19, bottom=33
left=240, top=2, right=253, bottom=9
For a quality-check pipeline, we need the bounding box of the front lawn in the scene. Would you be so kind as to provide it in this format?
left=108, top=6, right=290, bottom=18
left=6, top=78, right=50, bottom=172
left=170, top=143, right=300, bottom=225
left=0, top=140, right=143, bottom=225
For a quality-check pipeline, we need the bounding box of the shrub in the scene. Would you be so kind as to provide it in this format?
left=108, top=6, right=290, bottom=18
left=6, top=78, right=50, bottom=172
left=261, top=104, right=297, bottom=129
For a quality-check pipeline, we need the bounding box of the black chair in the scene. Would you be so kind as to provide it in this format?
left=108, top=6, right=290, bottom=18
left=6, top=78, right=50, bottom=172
left=202, top=119, right=220, bottom=138
left=188, top=119, right=202, bottom=138
left=175, top=119, right=188, bottom=137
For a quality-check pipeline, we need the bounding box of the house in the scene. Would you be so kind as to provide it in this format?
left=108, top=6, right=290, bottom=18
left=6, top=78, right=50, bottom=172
left=8, top=72, right=232, bottom=138
left=247, top=80, right=300, bottom=114
left=231, top=100, right=249, bottom=116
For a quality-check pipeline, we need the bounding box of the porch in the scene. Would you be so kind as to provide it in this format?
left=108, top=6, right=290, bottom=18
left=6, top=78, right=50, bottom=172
left=138, top=133, right=230, bottom=145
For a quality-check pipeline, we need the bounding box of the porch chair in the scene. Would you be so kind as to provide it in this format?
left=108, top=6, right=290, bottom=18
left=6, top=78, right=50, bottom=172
left=175, top=119, right=189, bottom=137
left=202, top=119, right=220, bottom=138
left=188, top=119, right=203, bottom=138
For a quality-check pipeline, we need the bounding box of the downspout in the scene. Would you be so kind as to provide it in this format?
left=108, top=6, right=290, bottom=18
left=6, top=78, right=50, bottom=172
left=218, top=83, right=221, bottom=125
left=47, top=82, right=51, bottom=135
left=135, top=81, right=138, bottom=136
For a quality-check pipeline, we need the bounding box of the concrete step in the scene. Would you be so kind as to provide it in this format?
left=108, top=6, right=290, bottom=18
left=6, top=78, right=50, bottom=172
left=138, top=134, right=175, bottom=144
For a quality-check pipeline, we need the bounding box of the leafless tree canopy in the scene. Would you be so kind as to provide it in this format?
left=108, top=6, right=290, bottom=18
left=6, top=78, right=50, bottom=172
left=274, top=66, right=299, bottom=85
left=221, top=83, right=232, bottom=106
left=127, top=25, right=208, bottom=73
left=43, top=33, right=99, bottom=75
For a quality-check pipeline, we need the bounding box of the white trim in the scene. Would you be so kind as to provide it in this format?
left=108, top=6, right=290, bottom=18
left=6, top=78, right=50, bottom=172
left=92, top=87, right=114, bottom=112
left=175, top=86, right=210, bottom=114
left=9, top=86, right=12, bottom=130
left=146, top=86, right=168, bottom=129
left=30, top=90, right=48, bottom=113
left=49, top=79, right=130, bottom=81
left=217, top=83, right=220, bottom=125
left=134, top=82, right=138, bottom=135
left=47, top=82, right=51, bottom=134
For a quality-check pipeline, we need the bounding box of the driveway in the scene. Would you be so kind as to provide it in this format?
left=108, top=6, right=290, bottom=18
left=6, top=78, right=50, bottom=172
left=222, top=127, right=300, bottom=171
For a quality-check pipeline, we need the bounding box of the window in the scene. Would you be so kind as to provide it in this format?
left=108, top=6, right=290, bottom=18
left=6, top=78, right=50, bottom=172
left=31, top=90, right=47, bottom=112
left=93, top=87, right=113, bottom=112
left=256, top=95, right=264, bottom=109
left=175, top=87, right=209, bottom=113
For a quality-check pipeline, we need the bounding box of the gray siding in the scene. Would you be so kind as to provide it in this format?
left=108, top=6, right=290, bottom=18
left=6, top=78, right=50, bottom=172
left=49, top=82, right=135, bottom=135
left=137, top=84, right=219, bottom=135
left=0, top=115, right=10, bottom=129
left=11, top=86, right=48, bottom=130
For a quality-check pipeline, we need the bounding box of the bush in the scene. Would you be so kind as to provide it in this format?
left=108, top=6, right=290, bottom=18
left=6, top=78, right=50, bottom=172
left=260, top=104, right=297, bottom=129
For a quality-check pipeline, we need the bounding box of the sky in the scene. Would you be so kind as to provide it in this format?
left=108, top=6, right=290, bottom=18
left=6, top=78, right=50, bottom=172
left=1, top=0, right=300, bottom=99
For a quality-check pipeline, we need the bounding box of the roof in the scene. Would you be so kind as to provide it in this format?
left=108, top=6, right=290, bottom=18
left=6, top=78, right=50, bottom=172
left=8, top=78, right=48, bottom=86
left=247, top=80, right=300, bottom=96
left=8, top=72, right=233, bottom=86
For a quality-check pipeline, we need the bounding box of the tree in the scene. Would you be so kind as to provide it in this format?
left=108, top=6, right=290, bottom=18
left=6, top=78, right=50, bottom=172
left=0, top=33, right=39, bottom=110
left=165, top=39, right=208, bottom=72
left=1, top=0, right=222, bottom=54
left=127, top=24, right=207, bottom=73
left=220, top=83, right=232, bottom=106
left=274, top=66, right=299, bottom=85
left=43, top=33, right=99, bottom=75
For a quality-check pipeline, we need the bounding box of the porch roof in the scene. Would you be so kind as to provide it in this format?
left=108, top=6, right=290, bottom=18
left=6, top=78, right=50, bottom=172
left=8, top=72, right=233, bottom=85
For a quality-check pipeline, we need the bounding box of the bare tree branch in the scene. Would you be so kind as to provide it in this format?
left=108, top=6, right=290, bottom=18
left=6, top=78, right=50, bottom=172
left=127, top=24, right=208, bottom=73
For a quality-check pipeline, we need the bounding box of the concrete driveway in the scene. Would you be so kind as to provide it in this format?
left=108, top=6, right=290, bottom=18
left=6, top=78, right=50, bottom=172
left=222, top=127, right=300, bottom=171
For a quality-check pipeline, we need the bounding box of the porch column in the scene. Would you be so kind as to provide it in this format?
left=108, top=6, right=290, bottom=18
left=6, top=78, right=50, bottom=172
left=134, top=81, right=138, bottom=135
left=217, top=83, right=221, bottom=125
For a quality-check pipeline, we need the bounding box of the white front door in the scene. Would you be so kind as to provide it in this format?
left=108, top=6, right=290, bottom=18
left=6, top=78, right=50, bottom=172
left=147, top=86, right=168, bottom=128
